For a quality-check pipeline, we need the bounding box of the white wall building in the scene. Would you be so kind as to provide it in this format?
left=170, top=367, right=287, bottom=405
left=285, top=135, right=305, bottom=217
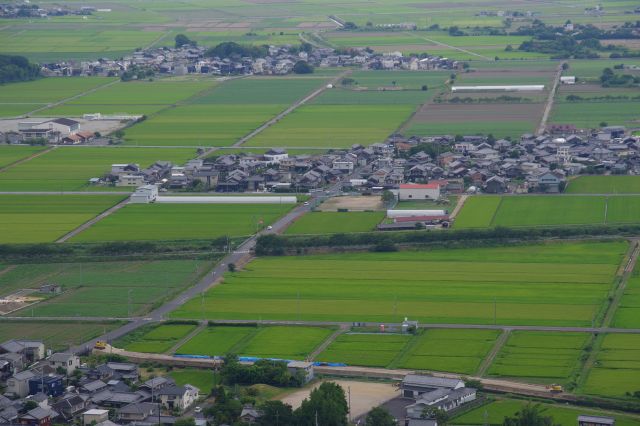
left=398, top=183, right=441, bottom=201
left=130, top=185, right=158, bottom=203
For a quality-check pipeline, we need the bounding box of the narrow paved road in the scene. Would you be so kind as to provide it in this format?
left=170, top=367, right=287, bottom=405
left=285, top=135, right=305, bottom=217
left=409, top=32, right=492, bottom=60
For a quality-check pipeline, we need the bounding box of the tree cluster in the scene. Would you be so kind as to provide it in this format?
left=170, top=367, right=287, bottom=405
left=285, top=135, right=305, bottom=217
left=220, top=354, right=305, bottom=387
left=292, top=60, right=314, bottom=74
left=175, top=34, right=197, bottom=48
left=204, top=41, right=268, bottom=59
left=600, top=67, right=640, bottom=87
left=0, top=54, right=40, bottom=84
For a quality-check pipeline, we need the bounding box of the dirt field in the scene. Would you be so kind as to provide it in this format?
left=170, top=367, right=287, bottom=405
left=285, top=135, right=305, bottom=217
left=318, top=196, right=384, bottom=212
left=280, top=379, right=398, bottom=419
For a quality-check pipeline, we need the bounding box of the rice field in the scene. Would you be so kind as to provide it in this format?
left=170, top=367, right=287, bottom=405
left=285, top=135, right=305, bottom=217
left=284, top=211, right=385, bottom=235
left=72, top=203, right=293, bottom=242
left=118, top=323, right=198, bottom=353
left=396, top=329, right=499, bottom=374
left=566, top=176, right=640, bottom=194
left=315, top=333, right=410, bottom=367
left=0, top=145, right=46, bottom=168
left=0, top=146, right=197, bottom=191
left=0, top=194, right=125, bottom=243
left=612, top=271, right=640, bottom=329
left=0, top=321, right=121, bottom=351
left=170, top=241, right=626, bottom=327
left=582, top=334, right=640, bottom=399
left=488, top=331, right=589, bottom=383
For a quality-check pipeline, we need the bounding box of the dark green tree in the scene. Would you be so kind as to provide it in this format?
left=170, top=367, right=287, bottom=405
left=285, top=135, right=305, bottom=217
left=293, top=61, right=314, bottom=74
left=422, top=407, right=449, bottom=425
left=258, top=401, right=295, bottom=426
left=175, top=34, right=196, bottom=48
left=502, top=404, right=560, bottom=426
left=294, top=382, right=348, bottom=426
left=366, top=406, right=396, bottom=426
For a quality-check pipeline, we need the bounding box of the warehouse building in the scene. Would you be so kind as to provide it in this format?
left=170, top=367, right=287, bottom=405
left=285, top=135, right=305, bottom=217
left=398, top=183, right=441, bottom=200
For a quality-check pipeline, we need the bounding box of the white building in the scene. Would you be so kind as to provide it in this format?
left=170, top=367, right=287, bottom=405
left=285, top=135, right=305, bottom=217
left=451, top=85, right=544, bottom=92
left=130, top=185, right=158, bottom=203
left=398, top=183, right=441, bottom=201
left=333, top=161, right=354, bottom=172
left=158, top=384, right=199, bottom=411
left=83, top=409, right=109, bottom=426
left=264, top=149, right=289, bottom=164
left=116, top=175, right=145, bottom=187
left=48, top=352, right=80, bottom=374
left=560, top=76, right=576, bottom=84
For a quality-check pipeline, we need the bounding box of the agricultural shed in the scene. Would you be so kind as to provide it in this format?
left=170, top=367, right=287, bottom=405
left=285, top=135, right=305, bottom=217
left=451, top=85, right=544, bottom=92
left=387, top=209, right=447, bottom=218
left=154, top=196, right=296, bottom=204
left=399, top=183, right=441, bottom=200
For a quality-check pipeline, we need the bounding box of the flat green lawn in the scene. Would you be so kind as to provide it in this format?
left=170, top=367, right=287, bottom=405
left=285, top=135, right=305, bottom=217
left=0, top=147, right=196, bottom=191
left=39, top=78, right=215, bottom=117
left=171, top=241, right=626, bottom=327
left=0, top=194, right=125, bottom=243
left=285, top=212, right=385, bottom=234
left=0, top=145, right=46, bottom=168
left=178, top=325, right=333, bottom=360
left=455, top=195, right=640, bottom=228
left=488, top=331, right=589, bottom=383
left=72, top=203, right=293, bottom=242
left=10, top=260, right=211, bottom=318
left=170, top=369, right=216, bottom=394
left=566, top=176, right=640, bottom=194
left=396, top=329, right=499, bottom=374
left=118, top=323, right=198, bottom=354
left=612, top=272, right=640, bottom=329
left=582, top=334, right=640, bottom=399
left=0, top=77, right=115, bottom=116
left=452, top=398, right=640, bottom=426
left=246, top=104, right=415, bottom=148
left=0, top=321, right=121, bottom=351
left=315, top=333, right=410, bottom=367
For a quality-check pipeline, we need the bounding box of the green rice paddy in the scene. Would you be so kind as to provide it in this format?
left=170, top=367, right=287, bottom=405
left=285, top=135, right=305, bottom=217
left=0, top=321, right=122, bottom=351
left=119, top=323, right=198, bottom=354
left=612, top=271, right=640, bottom=329
left=582, top=334, right=640, bottom=399
left=566, top=176, right=640, bottom=194
left=316, top=333, right=410, bottom=367
left=0, top=145, right=46, bottom=168
left=171, top=241, right=625, bottom=327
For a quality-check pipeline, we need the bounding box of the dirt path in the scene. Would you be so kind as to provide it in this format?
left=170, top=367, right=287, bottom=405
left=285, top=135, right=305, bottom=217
left=409, top=32, right=492, bottom=60
left=449, top=194, right=467, bottom=220
left=55, top=197, right=130, bottom=243
left=166, top=321, right=207, bottom=355
left=308, top=326, right=347, bottom=361
left=537, top=62, right=564, bottom=135
left=602, top=239, right=639, bottom=327
left=476, top=329, right=510, bottom=377
left=233, top=70, right=352, bottom=147
left=0, top=146, right=55, bottom=173
left=25, top=79, right=121, bottom=117
left=0, top=265, right=17, bottom=279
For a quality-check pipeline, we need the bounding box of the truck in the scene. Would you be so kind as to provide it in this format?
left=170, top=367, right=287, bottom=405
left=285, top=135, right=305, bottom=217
left=548, top=384, right=564, bottom=393
left=94, top=341, right=107, bottom=350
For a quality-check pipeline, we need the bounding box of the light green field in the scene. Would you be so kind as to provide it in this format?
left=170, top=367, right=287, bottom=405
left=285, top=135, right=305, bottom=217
left=564, top=59, right=640, bottom=79
left=0, top=321, right=121, bottom=352
left=346, top=71, right=450, bottom=91
left=395, top=196, right=457, bottom=210
left=488, top=331, right=589, bottom=383
left=452, top=398, right=640, bottom=426
left=456, top=72, right=554, bottom=86
left=72, top=203, right=293, bottom=242
left=169, top=369, right=216, bottom=394
left=177, top=325, right=333, bottom=360
left=0, top=145, right=46, bottom=168
left=455, top=195, right=640, bottom=228
left=119, top=323, right=198, bottom=353
left=312, top=89, right=431, bottom=105
left=0, top=147, right=196, bottom=191
left=582, top=334, right=640, bottom=399
left=612, top=271, right=640, bottom=329
left=396, top=329, right=499, bottom=374
left=551, top=101, right=640, bottom=129
left=316, top=333, right=410, bottom=367
left=11, top=260, right=211, bottom=318
left=171, top=241, right=626, bottom=327
left=246, top=104, right=415, bottom=148
left=566, top=176, right=640, bottom=194
left=406, top=119, right=537, bottom=140
left=0, top=194, right=124, bottom=243
left=39, top=78, right=216, bottom=117
left=285, top=212, right=385, bottom=234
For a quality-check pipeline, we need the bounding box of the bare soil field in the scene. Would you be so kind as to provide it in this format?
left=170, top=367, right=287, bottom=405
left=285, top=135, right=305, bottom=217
left=279, top=379, right=398, bottom=418
left=318, top=196, right=384, bottom=212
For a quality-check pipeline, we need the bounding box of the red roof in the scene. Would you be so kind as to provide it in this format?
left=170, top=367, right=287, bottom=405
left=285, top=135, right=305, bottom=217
left=399, top=183, right=440, bottom=190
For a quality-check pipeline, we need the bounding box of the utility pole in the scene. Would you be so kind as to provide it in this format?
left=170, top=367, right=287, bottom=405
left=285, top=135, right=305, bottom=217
left=493, top=298, right=497, bottom=325
left=348, top=386, right=352, bottom=422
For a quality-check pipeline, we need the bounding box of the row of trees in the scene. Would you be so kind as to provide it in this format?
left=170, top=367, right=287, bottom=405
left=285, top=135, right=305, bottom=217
left=0, top=54, right=40, bottom=84
left=220, top=355, right=306, bottom=388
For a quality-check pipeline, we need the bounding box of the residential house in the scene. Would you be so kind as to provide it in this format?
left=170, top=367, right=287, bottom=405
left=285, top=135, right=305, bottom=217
left=483, top=176, right=507, bottom=194
left=83, top=409, right=109, bottom=426
left=578, top=416, right=615, bottom=426
left=53, top=394, right=87, bottom=421
left=19, top=407, right=52, bottom=426
left=28, top=375, right=64, bottom=398
left=400, top=375, right=464, bottom=399
left=157, top=385, right=199, bottom=411
left=118, top=403, right=158, bottom=423
left=7, top=370, right=37, bottom=397
left=48, top=353, right=80, bottom=374
left=0, top=340, right=45, bottom=362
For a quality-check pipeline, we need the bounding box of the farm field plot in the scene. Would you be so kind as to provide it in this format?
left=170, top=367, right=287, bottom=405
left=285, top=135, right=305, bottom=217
left=246, top=104, right=415, bottom=148
left=564, top=59, right=640, bottom=79
left=169, top=369, right=216, bottom=395
left=550, top=101, right=640, bottom=130
left=395, top=196, right=458, bottom=211
left=346, top=71, right=450, bottom=91
left=39, top=78, right=216, bottom=117
left=122, top=104, right=285, bottom=147
left=405, top=102, right=542, bottom=139
left=0, top=145, right=46, bottom=168
left=0, top=321, right=121, bottom=351
left=487, top=331, right=589, bottom=383
left=284, top=212, right=385, bottom=235
left=454, top=195, right=640, bottom=228
left=0, top=194, right=124, bottom=243
left=396, top=329, right=499, bottom=374
left=171, top=241, right=626, bottom=327
left=72, top=203, right=293, bottom=242
left=0, top=147, right=196, bottom=191
left=612, top=272, right=640, bottom=329
left=118, top=323, right=197, bottom=354
left=452, top=398, right=640, bottom=426
left=12, top=259, right=210, bottom=318
left=566, top=176, right=640, bottom=194
left=456, top=70, right=555, bottom=86
left=0, top=77, right=116, bottom=117
left=315, top=333, right=410, bottom=367
left=312, top=89, right=431, bottom=105
left=177, top=325, right=333, bottom=360
left=582, top=334, right=640, bottom=399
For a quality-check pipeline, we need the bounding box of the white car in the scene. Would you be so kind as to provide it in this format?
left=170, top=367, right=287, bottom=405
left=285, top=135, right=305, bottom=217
left=194, top=407, right=202, bottom=414
left=267, top=225, right=273, bottom=230
left=303, top=201, right=309, bottom=206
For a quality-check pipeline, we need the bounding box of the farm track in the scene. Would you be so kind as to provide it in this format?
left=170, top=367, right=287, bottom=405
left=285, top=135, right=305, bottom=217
left=601, top=239, right=640, bottom=327
left=449, top=194, right=467, bottom=220
left=24, top=79, right=121, bottom=117
left=233, top=69, right=352, bottom=148
left=537, top=62, right=564, bottom=135
left=0, top=146, right=55, bottom=173
left=407, top=32, right=491, bottom=60
left=55, top=197, right=130, bottom=243
left=476, top=329, right=510, bottom=377
left=0, top=265, right=17, bottom=279
left=308, top=326, right=348, bottom=361
left=165, top=320, right=207, bottom=355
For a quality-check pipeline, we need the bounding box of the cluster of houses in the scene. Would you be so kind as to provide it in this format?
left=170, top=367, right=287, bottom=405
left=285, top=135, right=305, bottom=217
left=0, top=339, right=200, bottom=426
left=40, top=43, right=462, bottom=78
left=0, top=3, right=96, bottom=18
